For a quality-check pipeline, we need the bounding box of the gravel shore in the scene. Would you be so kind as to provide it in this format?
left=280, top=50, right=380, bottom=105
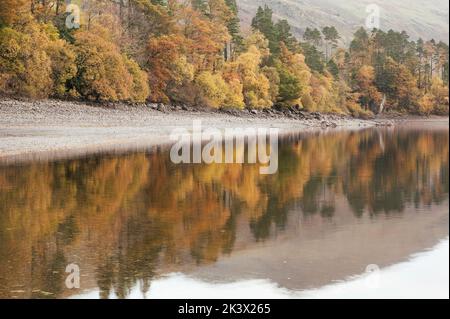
left=0, top=98, right=447, bottom=163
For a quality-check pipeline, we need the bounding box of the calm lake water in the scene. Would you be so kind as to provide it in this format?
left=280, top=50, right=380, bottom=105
left=0, top=126, right=448, bottom=299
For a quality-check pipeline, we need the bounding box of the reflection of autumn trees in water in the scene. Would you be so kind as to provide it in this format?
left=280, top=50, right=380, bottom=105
left=341, top=131, right=449, bottom=215
left=0, top=129, right=448, bottom=298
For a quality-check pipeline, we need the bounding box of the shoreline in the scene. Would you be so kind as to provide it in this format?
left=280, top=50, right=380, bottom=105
left=0, top=98, right=448, bottom=164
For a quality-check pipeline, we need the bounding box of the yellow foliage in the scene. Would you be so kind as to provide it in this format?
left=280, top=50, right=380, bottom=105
left=0, top=23, right=53, bottom=98
left=195, top=71, right=244, bottom=108
left=73, top=26, right=149, bottom=102
left=262, top=66, right=280, bottom=103
left=235, top=45, right=273, bottom=108
left=224, top=78, right=245, bottom=108
left=243, top=31, right=270, bottom=59
left=357, top=65, right=376, bottom=84
left=301, top=93, right=315, bottom=111
left=0, top=0, right=444, bottom=116
left=124, top=57, right=150, bottom=103
left=44, top=25, right=77, bottom=97
left=346, top=93, right=373, bottom=118
left=0, top=21, right=78, bottom=99
left=355, top=65, right=382, bottom=110
left=0, top=0, right=29, bottom=26
left=418, top=93, right=435, bottom=115
left=430, top=77, right=449, bottom=114
left=308, top=73, right=346, bottom=113
left=310, top=74, right=330, bottom=111
left=277, top=43, right=312, bottom=107
left=172, top=56, right=195, bottom=85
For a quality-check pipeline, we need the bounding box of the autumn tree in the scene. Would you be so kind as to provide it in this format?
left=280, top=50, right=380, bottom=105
left=0, top=1, right=448, bottom=114
left=0, top=27, right=49, bottom=98
left=44, top=24, right=78, bottom=97
left=145, top=34, right=193, bottom=103
left=426, top=77, right=449, bottom=114
left=195, top=71, right=244, bottom=108
left=275, top=43, right=312, bottom=107
left=235, top=45, right=272, bottom=108
left=0, top=0, right=30, bottom=26
left=73, top=24, right=149, bottom=102
left=355, top=65, right=382, bottom=111
left=180, top=5, right=230, bottom=72
left=376, top=57, right=419, bottom=111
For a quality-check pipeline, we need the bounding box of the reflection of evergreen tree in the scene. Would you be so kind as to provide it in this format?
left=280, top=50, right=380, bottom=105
left=249, top=196, right=290, bottom=241
left=30, top=246, right=67, bottom=299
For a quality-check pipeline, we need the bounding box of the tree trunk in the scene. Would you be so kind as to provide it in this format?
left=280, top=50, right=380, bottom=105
left=378, top=94, right=386, bottom=114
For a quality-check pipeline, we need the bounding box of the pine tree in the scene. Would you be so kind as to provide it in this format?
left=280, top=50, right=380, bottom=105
left=224, top=0, right=242, bottom=48
left=301, top=43, right=325, bottom=73
left=251, top=5, right=277, bottom=55
left=274, top=20, right=298, bottom=53
left=303, top=28, right=322, bottom=47
left=322, top=26, right=340, bottom=60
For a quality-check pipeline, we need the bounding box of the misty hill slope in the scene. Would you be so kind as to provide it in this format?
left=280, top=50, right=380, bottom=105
left=238, top=0, right=449, bottom=44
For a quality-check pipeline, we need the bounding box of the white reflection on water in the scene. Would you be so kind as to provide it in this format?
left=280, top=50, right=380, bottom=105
left=73, top=239, right=449, bottom=299
left=301, top=238, right=449, bottom=299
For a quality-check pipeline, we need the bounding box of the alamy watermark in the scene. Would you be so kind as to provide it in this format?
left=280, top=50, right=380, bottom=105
left=65, top=263, right=80, bottom=289
left=366, top=4, right=381, bottom=29
left=170, top=120, right=279, bottom=175
left=65, top=0, right=81, bottom=29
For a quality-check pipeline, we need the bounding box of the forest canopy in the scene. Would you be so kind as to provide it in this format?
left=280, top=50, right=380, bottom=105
left=0, top=1, right=448, bottom=115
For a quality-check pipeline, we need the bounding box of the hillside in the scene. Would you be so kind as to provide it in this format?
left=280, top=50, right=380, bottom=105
left=238, top=0, right=449, bottom=44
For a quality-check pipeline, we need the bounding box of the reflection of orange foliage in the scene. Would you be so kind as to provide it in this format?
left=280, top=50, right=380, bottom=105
left=0, top=129, right=448, bottom=298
